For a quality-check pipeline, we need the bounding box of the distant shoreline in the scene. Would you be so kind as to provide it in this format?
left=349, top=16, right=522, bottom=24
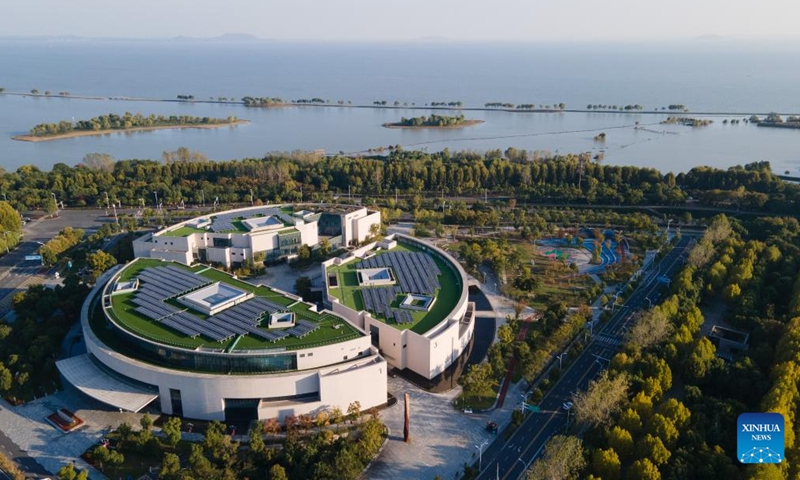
left=2, top=92, right=800, bottom=117
left=382, top=120, right=484, bottom=129
left=12, top=120, right=249, bottom=142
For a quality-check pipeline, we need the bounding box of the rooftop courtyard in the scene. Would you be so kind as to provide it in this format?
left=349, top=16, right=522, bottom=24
left=326, top=243, right=461, bottom=334
left=101, top=258, right=360, bottom=352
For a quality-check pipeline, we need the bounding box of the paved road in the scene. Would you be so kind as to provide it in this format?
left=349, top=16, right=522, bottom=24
left=477, top=235, right=693, bottom=480
left=0, top=427, right=49, bottom=479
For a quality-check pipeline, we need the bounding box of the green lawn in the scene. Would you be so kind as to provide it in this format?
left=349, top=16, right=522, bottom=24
left=106, top=259, right=362, bottom=352
left=326, top=243, right=462, bottom=334
left=159, top=226, right=208, bottom=237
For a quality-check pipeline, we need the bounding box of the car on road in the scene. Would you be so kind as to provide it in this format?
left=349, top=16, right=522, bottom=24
left=562, top=401, right=573, bottom=411
left=486, top=421, right=499, bottom=434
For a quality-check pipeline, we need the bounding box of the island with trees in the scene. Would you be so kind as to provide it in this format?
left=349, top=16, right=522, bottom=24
left=13, top=113, right=247, bottom=142
left=752, top=112, right=800, bottom=129
left=660, top=116, right=713, bottom=127
left=383, top=114, right=483, bottom=129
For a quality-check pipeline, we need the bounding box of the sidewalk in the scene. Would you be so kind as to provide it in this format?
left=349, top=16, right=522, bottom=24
left=0, top=394, right=107, bottom=479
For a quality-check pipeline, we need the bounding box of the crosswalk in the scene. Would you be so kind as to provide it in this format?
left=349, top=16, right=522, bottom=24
left=593, top=334, right=622, bottom=347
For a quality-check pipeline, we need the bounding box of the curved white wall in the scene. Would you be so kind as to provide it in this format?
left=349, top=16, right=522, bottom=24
left=323, top=234, right=475, bottom=380
left=76, top=267, right=387, bottom=422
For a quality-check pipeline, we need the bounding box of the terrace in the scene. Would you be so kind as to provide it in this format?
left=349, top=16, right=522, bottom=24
left=105, top=259, right=360, bottom=352
left=326, top=243, right=461, bottom=334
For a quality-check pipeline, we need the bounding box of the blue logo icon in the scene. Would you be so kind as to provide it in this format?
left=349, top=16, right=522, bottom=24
left=737, top=413, right=784, bottom=464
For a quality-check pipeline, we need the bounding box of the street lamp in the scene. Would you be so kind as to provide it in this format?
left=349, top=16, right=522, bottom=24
left=556, top=352, right=567, bottom=370
left=249, top=188, right=254, bottom=206
left=475, top=440, right=488, bottom=471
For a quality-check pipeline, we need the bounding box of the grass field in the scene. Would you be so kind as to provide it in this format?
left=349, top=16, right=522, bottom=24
left=326, top=243, right=462, bottom=334
left=159, top=226, right=208, bottom=237
left=107, top=259, right=360, bottom=351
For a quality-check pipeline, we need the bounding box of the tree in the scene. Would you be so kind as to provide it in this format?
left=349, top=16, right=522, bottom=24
left=248, top=420, right=265, bottom=461
left=86, top=249, right=117, bottom=280
left=0, top=201, right=22, bottom=233
left=57, top=463, right=78, bottom=480
left=331, top=406, right=344, bottom=425
left=606, top=426, right=634, bottom=460
left=626, top=309, right=672, bottom=350
left=685, top=337, right=717, bottom=382
left=159, top=452, right=181, bottom=480
left=626, top=458, right=660, bottom=480
left=297, top=244, right=311, bottom=260
left=638, top=434, right=671, bottom=466
left=647, top=413, right=679, bottom=447
left=82, top=153, right=115, bottom=172
left=318, top=238, right=332, bottom=256
left=618, top=408, right=643, bottom=436
left=44, top=197, right=58, bottom=217
left=204, top=420, right=238, bottom=466
left=347, top=400, right=362, bottom=424
left=459, top=361, right=495, bottom=398
left=188, top=443, right=216, bottom=478
left=591, top=448, right=621, bottom=480
left=269, top=463, right=289, bottom=480
left=573, top=371, right=629, bottom=426
left=527, top=435, right=585, bottom=480
left=162, top=416, right=182, bottom=447
left=140, top=412, right=153, bottom=430
left=497, top=324, right=515, bottom=344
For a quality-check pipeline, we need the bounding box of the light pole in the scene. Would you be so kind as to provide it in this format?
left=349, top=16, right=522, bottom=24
left=153, top=191, right=159, bottom=210
left=556, top=352, right=567, bottom=370
left=104, top=191, right=110, bottom=215
left=475, top=440, right=488, bottom=471
left=201, top=190, right=205, bottom=207
left=249, top=188, right=254, bottom=206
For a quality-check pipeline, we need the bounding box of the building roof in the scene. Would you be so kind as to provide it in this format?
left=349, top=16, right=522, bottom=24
left=56, top=354, right=158, bottom=412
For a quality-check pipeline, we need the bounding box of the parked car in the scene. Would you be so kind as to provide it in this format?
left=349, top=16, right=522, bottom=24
left=562, top=401, right=574, bottom=411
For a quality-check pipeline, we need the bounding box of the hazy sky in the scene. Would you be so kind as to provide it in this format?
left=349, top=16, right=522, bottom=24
left=3, top=0, right=799, bottom=41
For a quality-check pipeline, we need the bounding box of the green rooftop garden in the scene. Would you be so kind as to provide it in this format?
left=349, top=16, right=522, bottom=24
left=326, top=243, right=462, bottom=334
left=105, top=259, right=360, bottom=351
left=159, top=225, right=209, bottom=237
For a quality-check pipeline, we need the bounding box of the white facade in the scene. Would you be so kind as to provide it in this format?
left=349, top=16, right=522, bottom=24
left=69, top=266, right=387, bottom=422
left=342, top=209, right=382, bottom=246
left=323, top=235, right=475, bottom=380
left=133, top=205, right=372, bottom=268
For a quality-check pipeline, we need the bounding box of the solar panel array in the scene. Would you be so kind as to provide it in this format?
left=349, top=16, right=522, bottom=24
left=131, top=266, right=317, bottom=343
left=285, top=319, right=320, bottom=338
left=210, top=207, right=296, bottom=232
left=359, top=252, right=441, bottom=295
left=136, top=266, right=211, bottom=300
left=357, top=251, right=442, bottom=324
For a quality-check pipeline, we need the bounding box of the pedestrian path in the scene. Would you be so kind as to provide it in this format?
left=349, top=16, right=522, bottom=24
left=0, top=395, right=107, bottom=479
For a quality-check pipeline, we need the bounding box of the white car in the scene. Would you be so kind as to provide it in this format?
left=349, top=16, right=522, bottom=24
left=562, top=401, right=574, bottom=411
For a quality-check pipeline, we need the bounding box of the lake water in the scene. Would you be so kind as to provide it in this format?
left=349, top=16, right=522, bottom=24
left=1, top=40, right=799, bottom=173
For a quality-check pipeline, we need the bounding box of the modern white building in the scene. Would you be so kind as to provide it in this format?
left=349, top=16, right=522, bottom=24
left=133, top=205, right=381, bottom=268
left=57, top=258, right=387, bottom=423
left=323, top=234, right=475, bottom=382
